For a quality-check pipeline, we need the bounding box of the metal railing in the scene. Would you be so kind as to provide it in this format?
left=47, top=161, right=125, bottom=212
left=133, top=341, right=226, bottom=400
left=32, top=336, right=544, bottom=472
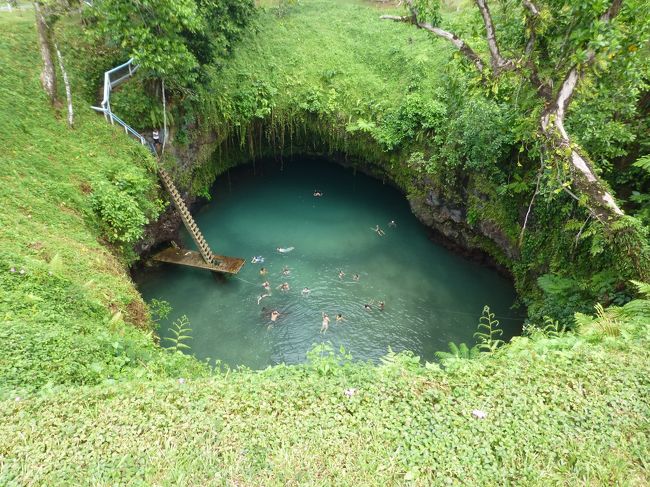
left=90, top=59, right=155, bottom=152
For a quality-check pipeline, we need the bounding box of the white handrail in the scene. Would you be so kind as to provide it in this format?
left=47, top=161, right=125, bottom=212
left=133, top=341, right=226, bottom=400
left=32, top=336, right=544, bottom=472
left=91, top=59, right=154, bottom=153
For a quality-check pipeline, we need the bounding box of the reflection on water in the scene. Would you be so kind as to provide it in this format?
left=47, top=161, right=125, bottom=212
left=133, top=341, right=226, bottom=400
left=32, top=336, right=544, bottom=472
left=136, top=158, right=522, bottom=368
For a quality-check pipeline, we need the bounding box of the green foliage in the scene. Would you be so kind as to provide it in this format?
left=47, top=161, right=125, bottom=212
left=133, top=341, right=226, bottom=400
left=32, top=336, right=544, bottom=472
left=164, top=315, right=193, bottom=352
left=89, top=163, right=164, bottom=247
left=306, top=342, right=352, bottom=376
left=434, top=341, right=479, bottom=363
left=0, top=14, right=208, bottom=393
left=473, top=305, right=504, bottom=352
left=149, top=298, right=172, bottom=324
left=89, top=0, right=255, bottom=89
left=275, top=0, right=298, bottom=18
left=2, top=7, right=650, bottom=486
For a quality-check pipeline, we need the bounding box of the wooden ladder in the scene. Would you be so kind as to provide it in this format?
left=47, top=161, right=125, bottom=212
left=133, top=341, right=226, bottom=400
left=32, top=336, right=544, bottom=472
left=157, top=168, right=215, bottom=265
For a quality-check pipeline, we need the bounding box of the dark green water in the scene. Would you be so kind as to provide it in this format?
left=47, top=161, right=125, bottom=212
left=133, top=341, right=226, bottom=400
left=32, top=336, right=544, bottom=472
left=136, top=158, right=522, bottom=368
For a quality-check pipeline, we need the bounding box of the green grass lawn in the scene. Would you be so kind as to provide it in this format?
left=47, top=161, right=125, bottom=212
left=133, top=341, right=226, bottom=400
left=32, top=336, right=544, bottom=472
left=0, top=5, right=649, bottom=486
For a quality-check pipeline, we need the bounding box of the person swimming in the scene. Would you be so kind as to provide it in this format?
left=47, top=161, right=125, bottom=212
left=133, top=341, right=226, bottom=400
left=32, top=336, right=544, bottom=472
left=338, top=270, right=345, bottom=279
left=301, top=287, right=311, bottom=296
left=352, top=274, right=360, bottom=281
left=336, top=313, right=345, bottom=322
left=259, top=267, right=268, bottom=276
left=251, top=256, right=265, bottom=264
left=321, top=312, right=330, bottom=333
left=271, top=310, right=280, bottom=322
left=373, top=225, right=386, bottom=237
left=388, top=220, right=397, bottom=228
left=364, top=303, right=372, bottom=311
left=313, top=190, right=323, bottom=197
left=277, top=282, right=290, bottom=291
left=379, top=301, right=385, bottom=311
left=282, top=266, right=291, bottom=276
left=277, top=247, right=295, bottom=253
left=262, top=281, right=271, bottom=292
left=257, top=293, right=270, bottom=305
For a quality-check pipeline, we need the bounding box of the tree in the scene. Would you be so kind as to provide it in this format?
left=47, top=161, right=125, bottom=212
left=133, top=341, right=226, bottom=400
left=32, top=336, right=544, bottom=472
left=33, top=0, right=78, bottom=126
left=381, top=0, right=650, bottom=227
left=89, top=0, right=255, bottom=90
left=34, top=2, right=57, bottom=103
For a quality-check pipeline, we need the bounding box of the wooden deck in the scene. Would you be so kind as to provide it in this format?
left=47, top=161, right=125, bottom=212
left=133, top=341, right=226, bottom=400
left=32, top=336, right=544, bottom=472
left=152, top=247, right=246, bottom=275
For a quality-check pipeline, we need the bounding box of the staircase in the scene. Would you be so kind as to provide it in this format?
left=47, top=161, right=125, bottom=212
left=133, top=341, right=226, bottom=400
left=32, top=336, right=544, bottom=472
left=92, top=59, right=245, bottom=274
left=158, top=168, right=216, bottom=265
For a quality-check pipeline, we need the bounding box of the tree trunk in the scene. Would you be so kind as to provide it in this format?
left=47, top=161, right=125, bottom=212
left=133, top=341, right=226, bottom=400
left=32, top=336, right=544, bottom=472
left=33, top=2, right=57, bottom=104
left=54, top=42, right=74, bottom=128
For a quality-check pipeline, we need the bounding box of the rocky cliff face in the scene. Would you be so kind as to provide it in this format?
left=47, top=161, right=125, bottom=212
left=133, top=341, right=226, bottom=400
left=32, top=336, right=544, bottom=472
left=408, top=185, right=515, bottom=276
left=137, top=139, right=517, bottom=278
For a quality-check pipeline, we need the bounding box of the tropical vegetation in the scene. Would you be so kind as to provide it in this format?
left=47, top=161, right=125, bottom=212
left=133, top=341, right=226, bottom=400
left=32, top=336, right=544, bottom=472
left=1, top=0, right=649, bottom=484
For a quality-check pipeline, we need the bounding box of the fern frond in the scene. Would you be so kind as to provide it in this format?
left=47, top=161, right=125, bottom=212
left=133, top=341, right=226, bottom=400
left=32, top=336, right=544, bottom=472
left=630, top=280, right=650, bottom=298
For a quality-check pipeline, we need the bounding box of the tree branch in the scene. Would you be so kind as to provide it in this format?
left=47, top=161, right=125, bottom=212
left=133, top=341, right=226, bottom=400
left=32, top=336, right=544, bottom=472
left=549, top=0, right=624, bottom=127
left=537, top=0, right=626, bottom=221
left=475, top=0, right=514, bottom=73
left=54, top=42, right=73, bottom=128
left=380, top=2, right=486, bottom=72
left=522, top=0, right=540, bottom=17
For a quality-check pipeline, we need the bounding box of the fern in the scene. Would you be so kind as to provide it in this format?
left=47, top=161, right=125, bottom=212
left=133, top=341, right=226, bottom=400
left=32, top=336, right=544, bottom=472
left=164, top=315, right=193, bottom=352
left=474, top=306, right=504, bottom=353
left=434, top=342, right=479, bottom=363
left=632, top=154, right=650, bottom=172
left=541, top=316, right=566, bottom=338
left=630, top=280, right=650, bottom=298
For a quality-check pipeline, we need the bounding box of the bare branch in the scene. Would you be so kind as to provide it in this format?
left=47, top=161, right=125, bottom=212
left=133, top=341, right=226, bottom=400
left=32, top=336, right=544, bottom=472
left=522, top=0, right=540, bottom=56
left=475, top=0, right=514, bottom=73
left=522, top=0, right=540, bottom=17
left=519, top=154, right=544, bottom=245
left=379, top=15, right=412, bottom=22
left=54, top=42, right=73, bottom=128
left=381, top=2, right=486, bottom=72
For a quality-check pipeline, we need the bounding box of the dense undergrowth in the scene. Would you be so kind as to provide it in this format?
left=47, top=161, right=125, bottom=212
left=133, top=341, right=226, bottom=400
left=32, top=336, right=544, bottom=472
left=1, top=3, right=649, bottom=485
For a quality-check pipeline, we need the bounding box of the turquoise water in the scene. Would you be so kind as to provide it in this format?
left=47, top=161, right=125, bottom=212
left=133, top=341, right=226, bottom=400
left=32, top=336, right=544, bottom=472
left=136, top=158, right=522, bottom=368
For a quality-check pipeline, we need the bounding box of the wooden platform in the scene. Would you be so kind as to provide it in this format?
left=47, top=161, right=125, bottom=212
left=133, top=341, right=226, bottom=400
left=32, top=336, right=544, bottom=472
left=152, top=247, right=246, bottom=275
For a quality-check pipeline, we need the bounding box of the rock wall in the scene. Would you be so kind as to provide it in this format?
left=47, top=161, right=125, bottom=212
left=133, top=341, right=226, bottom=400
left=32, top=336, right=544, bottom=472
left=136, top=136, right=517, bottom=279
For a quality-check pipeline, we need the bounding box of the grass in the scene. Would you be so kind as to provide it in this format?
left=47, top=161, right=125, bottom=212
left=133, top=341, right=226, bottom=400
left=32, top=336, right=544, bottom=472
left=0, top=12, right=207, bottom=393
left=0, top=4, right=649, bottom=486
left=1, top=335, right=649, bottom=485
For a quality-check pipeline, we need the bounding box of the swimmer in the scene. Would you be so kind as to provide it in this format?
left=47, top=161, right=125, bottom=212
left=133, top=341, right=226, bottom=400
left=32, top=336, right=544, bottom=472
left=277, top=282, right=290, bottom=291
left=271, top=310, right=280, bottom=322
left=313, top=190, right=323, bottom=197
left=321, top=312, right=330, bottom=333
left=379, top=301, right=385, bottom=311
left=352, top=274, right=360, bottom=281
left=388, top=220, right=397, bottom=228
left=262, top=281, right=271, bottom=292
left=282, top=266, right=291, bottom=276
left=373, top=225, right=386, bottom=237
left=257, top=293, right=270, bottom=305
left=277, top=246, right=295, bottom=253
left=251, top=256, right=265, bottom=264
left=364, top=303, right=372, bottom=311
left=338, top=270, right=345, bottom=279
left=301, top=287, right=311, bottom=296
left=259, top=267, right=268, bottom=276
left=336, top=313, right=345, bottom=322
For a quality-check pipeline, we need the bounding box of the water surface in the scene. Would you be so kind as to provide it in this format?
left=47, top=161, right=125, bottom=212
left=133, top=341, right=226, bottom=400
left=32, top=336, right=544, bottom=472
left=136, top=158, right=522, bottom=368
